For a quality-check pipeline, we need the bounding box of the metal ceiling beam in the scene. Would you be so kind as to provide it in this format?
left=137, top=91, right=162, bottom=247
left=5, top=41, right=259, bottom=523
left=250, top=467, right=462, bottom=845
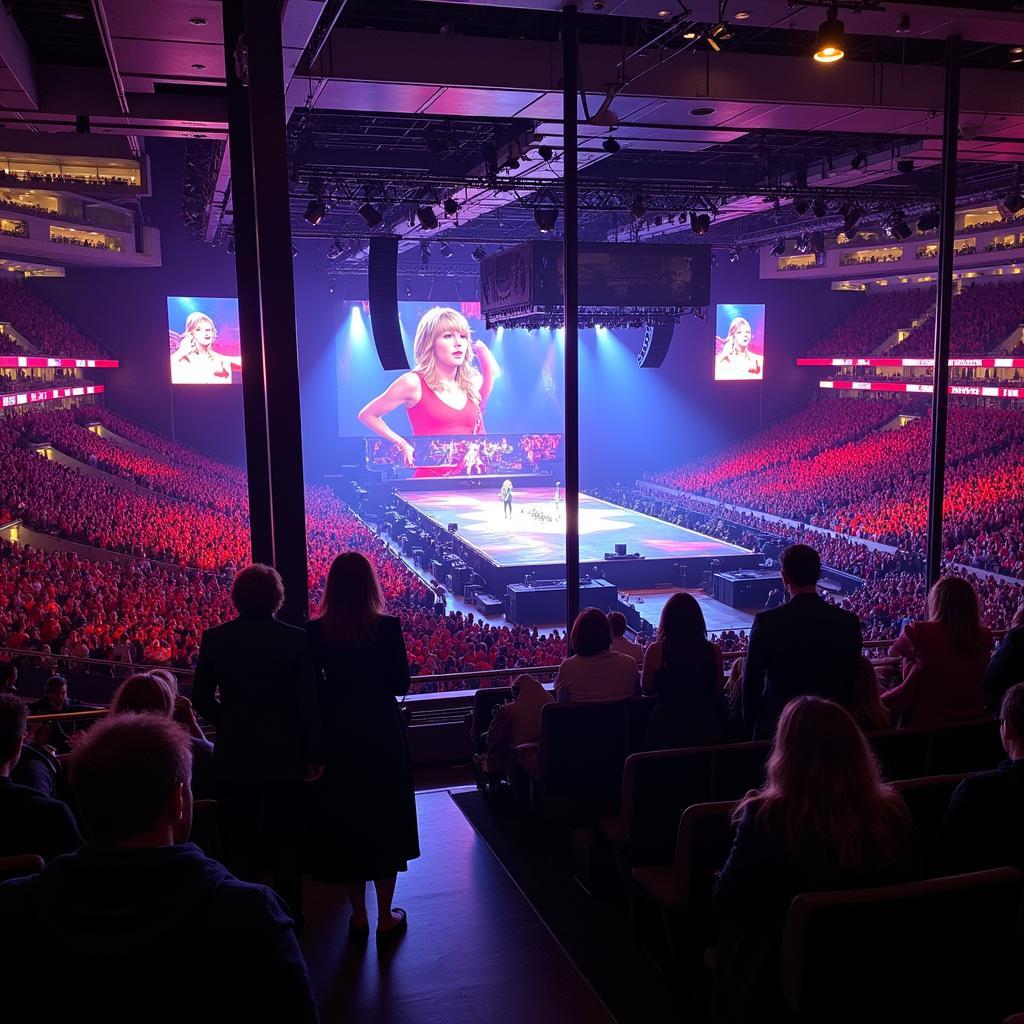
left=92, top=1, right=140, bottom=157
left=0, top=5, right=37, bottom=111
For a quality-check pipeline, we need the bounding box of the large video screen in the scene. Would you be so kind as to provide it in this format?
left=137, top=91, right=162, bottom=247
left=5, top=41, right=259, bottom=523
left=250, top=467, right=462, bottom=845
left=338, top=300, right=573, bottom=446
left=368, top=432, right=563, bottom=478
left=167, top=296, right=242, bottom=385
left=714, top=302, right=765, bottom=381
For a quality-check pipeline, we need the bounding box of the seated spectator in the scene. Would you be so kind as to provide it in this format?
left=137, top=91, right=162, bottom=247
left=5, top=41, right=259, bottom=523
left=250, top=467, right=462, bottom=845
left=883, top=575, right=992, bottom=727
left=983, top=600, right=1024, bottom=714
left=0, top=661, right=16, bottom=694
left=849, top=656, right=892, bottom=732
left=742, top=544, right=863, bottom=738
left=640, top=593, right=726, bottom=750
left=28, top=674, right=88, bottom=755
left=0, top=715, right=318, bottom=1022
left=554, top=607, right=639, bottom=703
left=476, top=673, right=553, bottom=780
left=713, top=697, right=914, bottom=1022
left=0, top=694, right=81, bottom=862
left=722, top=655, right=747, bottom=741
left=931, top=682, right=1024, bottom=874
left=608, top=611, right=644, bottom=665
left=109, top=672, right=214, bottom=800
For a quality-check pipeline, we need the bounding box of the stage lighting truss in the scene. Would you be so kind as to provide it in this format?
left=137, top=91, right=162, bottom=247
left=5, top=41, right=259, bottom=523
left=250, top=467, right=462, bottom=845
left=482, top=304, right=706, bottom=332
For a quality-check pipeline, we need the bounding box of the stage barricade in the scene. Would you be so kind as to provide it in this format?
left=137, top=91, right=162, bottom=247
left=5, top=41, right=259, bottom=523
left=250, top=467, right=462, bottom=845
left=779, top=868, right=1024, bottom=1024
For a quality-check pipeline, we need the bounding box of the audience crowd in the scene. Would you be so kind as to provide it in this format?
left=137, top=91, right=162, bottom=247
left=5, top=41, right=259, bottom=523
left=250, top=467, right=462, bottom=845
left=0, top=278, right=107, bottom=358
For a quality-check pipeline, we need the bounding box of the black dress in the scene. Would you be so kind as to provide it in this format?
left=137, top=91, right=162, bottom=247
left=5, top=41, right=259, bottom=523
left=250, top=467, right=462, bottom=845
left=306, top=615, right=420, bottom=883
left=644, top=640, right=727, bottom=751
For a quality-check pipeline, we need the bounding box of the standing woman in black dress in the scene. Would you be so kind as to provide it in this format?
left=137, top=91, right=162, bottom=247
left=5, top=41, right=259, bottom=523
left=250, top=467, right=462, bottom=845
left=307, top=552, right=419, bottom=944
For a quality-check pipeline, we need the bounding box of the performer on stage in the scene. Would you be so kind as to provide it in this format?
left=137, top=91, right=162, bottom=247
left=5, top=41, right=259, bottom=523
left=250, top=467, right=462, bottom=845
left=715, top=316, right=763, bottom=380
left=358, top=307, right=500, bottom=478
left=463, top=441, right=485, bottom=476
left=171, top=312, right=233, bottom=384
left=553, top=480, right=561, bottom=516
left=500, top=479, right=513, bottom=520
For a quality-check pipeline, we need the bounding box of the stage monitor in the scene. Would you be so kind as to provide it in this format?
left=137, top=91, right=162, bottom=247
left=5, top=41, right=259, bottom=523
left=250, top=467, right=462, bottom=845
left=167, top=296, right=242, bottom=385
left=714, top=303, right=765, bottom=381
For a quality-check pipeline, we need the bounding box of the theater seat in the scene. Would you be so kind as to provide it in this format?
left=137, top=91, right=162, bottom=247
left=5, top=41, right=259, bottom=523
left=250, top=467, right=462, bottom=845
left=927, top=718, right=1003, bottom=775
left=468, top=686, right=512, bottom=756
left=892, top=773, right=976, bottom=846
left=631, top=800, right=737, bottom=968
left=868, top=726, right=930, bottom=781
left=781, top=867, right=1024, bottom=1024
left=0, top=854, right=44, bottom=882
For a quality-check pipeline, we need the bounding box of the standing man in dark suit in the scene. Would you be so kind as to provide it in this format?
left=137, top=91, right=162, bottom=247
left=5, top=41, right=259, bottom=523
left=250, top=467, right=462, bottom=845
left=193, top=564, right=323, bottom=925
left=742, top=544, right=862, bottom=739
left=931, top=681, right=1024, bottom=873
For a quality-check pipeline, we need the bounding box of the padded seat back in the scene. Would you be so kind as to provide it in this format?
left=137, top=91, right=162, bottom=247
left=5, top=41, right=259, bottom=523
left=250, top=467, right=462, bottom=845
left=538, top=700, right=629, bottom=812
left=470, top=686, right=513, bottom=753
left=712, top=741, right=770, bottom=799
left=928, top=718, right=1003, bottom=775
left=674, top=800, right=737, bottom=925
left=623, top=748, right=716, bottom=866
left=868, top=727, right=930, bottom=781
left=624, top=695, right=658, bottom=754
left=781, top=867, right=1024, bottom=1024
left=893, top=773, right=974, bottom=845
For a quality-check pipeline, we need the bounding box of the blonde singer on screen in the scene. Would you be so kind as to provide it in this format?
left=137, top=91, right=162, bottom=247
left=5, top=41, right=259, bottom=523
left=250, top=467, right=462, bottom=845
left=170, top=312, right=232, bottom=384
left=715, top=316, right=763, bottom=380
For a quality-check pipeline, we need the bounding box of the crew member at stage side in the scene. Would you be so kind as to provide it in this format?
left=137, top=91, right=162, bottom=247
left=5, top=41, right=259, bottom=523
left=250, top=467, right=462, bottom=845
left=357, top=307, right=500, bottom=479
left=500, top=479, right=513, bottom=520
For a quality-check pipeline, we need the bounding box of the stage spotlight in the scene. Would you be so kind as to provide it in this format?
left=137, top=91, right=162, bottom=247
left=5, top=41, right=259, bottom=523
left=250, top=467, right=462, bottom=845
left=814, top=4, right=845, bottom=62
left=420, top=241, right=430, bottom=267
left=304, top=198, right=326, bottom=225
left=291, top=243, right=298, bottom=258
left=689, top=211, right=711, bottom=235
left=796, top=233, right=811, bottom=254
left=793, top=198, right=809, bottom=216
left=770, top=237, right=786, bottom=257
left=357, top=202, right=382, bottom=228
left=537, top=144, right=554, bottom=161
left=326, top=237, right=344, bottom=260
left=602, top=135, right=621, bottom=153
left=851, top=151, right=867, bottom=170
left=534, top=205, right=559, bottom=233
left=307, top=176, right=323, bottom=197
left=416, top=206, right=439, bottom=230
left=472, top=245, right=487, bottom=261
left=917, top=210, right=941, bottom=232
left=404, top=281, right=413, bottom=298
left=1003, top=191, right=1024, bottom=214
left=729, top=246, right=740, bottom=263
left=886, top=211, right=913, bottom=240
left=439, top=241, right=453, bottom=258
left=443, top=197, right=459, bottom=217
left=812, top=198, right=828, bottom=218
left=630, top=195, right=647, bottom=221
left=897, top=158, right=915, bottom=174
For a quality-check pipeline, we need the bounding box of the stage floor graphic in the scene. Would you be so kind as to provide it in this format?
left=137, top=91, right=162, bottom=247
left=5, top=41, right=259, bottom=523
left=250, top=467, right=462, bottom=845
left=396, top=488, right=750, bottom=568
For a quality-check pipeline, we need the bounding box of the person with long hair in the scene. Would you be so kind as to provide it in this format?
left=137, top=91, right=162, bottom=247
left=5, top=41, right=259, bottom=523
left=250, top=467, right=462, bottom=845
left=883, top=575, right=993, bottom=727
left=171, top=312, right=232, bottom=384
left=357, top=306, right=500, bottom=477
left=713, top=697, right=914, bottom=1022
left=848, top=655, right=892, bottom=732
left=306, top=551, right=419, bottom=947
left=715, top=316, right=762, bottom=380
left=640, top=592, right=726, bottom=750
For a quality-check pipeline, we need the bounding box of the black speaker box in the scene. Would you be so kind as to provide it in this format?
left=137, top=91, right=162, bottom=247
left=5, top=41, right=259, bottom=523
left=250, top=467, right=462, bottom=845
left=368, top=237, right=410, bottom=370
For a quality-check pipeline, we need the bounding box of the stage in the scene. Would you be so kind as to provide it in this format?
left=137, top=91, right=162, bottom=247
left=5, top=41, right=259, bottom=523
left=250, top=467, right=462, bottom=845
left=392, top=487, right=758, bottom=597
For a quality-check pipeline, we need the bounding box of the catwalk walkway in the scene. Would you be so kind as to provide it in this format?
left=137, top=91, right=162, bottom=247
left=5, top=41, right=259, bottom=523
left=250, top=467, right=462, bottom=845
left=300, top=790, right=615, bottom=1024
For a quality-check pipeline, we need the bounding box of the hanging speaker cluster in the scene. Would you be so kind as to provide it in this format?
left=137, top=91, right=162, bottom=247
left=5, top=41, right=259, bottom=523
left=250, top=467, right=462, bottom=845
left=367, top=238, right=410, bottom=371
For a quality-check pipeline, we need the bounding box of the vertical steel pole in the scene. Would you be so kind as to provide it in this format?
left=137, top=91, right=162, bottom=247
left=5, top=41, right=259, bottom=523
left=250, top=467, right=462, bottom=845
left=925, top=35, right=960, bottom=591
left=562, top=5, right=581, bottom=649
left=222, top=0, right=273, bottom=564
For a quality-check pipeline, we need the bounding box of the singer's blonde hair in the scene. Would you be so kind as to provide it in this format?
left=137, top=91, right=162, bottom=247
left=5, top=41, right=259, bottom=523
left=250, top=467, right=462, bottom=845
left=412, top=306, right=481, bottom=407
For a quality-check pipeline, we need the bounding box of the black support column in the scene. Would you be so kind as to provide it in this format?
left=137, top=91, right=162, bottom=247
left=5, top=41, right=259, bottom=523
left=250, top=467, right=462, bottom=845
left=223, top=0, right=310, bottom=624
left=925, top=35, right=960, bottom=591
left=562, top=4, right=580, bottom=647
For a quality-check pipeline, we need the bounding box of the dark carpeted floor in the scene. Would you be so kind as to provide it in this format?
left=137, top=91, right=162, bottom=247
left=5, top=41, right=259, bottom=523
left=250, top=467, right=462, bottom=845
left=452, top=789, right=711, bottom=1024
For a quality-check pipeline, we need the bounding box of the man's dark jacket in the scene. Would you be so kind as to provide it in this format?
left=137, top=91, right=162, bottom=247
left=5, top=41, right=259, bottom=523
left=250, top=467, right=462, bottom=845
left=742, top=592, right=863, bottom=738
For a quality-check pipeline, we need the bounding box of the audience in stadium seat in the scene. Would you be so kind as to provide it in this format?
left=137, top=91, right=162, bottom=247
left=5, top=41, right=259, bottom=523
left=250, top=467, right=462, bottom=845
left=883, top=576, right=992, bottom=728
left=807, top=287, right=933, bottom=357
left=713, top=697, right=915, bottom=1023
left=193, top=564, right=324, bottom=926
left=555, top=607, right=640, bottom=703
left=28, top=673, right=88, bottom=755
left=306, top=552, right=418, bottom=946
left=931, top=681, right=1024, bottom=874
left=639, top=592, right=726, bottom=750
left=742, top=545, right=863, bottom=738
left=0, top=693, right=81, bottom=862
left=0, top=715, right=319, bottom=1022
left=0, top=278, right=108, bottom=358
left=477, top=673, right=552, bottom=780
left=849, top=656, right=892, bottom=732
left=984, top=601, right=1024, bottom=714
left=608, top=610, right=644, bottom=665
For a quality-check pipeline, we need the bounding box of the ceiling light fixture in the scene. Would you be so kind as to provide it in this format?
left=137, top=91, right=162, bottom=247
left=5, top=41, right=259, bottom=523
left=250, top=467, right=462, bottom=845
left=602, top=135, right=621, bottom=153
left=472, top=246, right=487, bottom=262
left=897, top=158, right=915, bottom=174
left=813, top=4, right=846, bottom=63
left=690, top=106, right=716, bottom=116
left=812, top=198, right=828, bottom=218
left=420, top=241, right=430, bottom=266
left=770, top=237, right=786, bottom=257
left=416, top=206, right=439, bottom=230
left=357, top=202, right=382, bottom=228
left=734, top=10, right=752, bottom=19
left=190, top=63, right=206, bottom=70
left=189, top=16, right=208, bottom=26
left=689, top=211, right=711, bottom=235
left=1003, top=191, right=1024, bottom=214
left=729, top=246, right=741, bottom=263
left=304, top=199, right=326, bottom=225
left=535, top=205, right=559, bottom=233
left=538, top=144, right=554, bottom=161
left=793, top=199, right=809, bottom=216
left=896, top=14, right=911, bottom=34
left=443, top=197, right=459, bottom=217
left=439, top=241, right=453, bottom=259
left=630, top=195, right=647, bottom=221
left=851, top=151, right=867, bottom=170
left=916, top=210, right=941, bottom=232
